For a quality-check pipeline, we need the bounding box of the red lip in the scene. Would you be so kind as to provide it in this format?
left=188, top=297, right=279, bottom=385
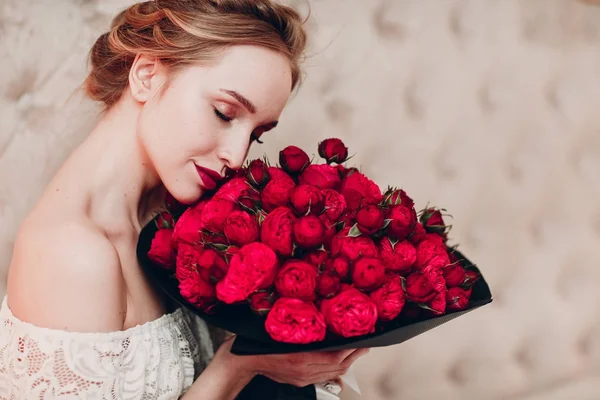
left=195, top=165, right=224, bottom=190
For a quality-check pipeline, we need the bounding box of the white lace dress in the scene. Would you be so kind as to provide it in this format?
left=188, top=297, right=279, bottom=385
left=0, top=296, right=217, bottom=399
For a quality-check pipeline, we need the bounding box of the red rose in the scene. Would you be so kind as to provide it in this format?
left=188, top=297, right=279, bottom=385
left=318, top=138, right=349, bottom=164
left=275, top=260, right=318, bottom=301
left=331, top=228, right=378, bottom=262
left=369, top=274, right=406, bottom=321
left=443, top=263, right=466, bottom=287
left=416, top=236, right=450, bottom=270
left=148, top=229, right=175, bottom=269
left=409, top=222, right=427, bottom=244
left=179, top=274, right=216, bottom=311
left=268, top=166, right=292, bottom=182
left=239, top=187, right=262, bottom=210
left=223, top=211, right=259, bottom=246
left=351, top=256, right=386, bottom=292
left=404, top=271, right=437, bottom=303
left=261, top=173, right=296, bottom=212
left=446, top=287, right=470, bottom=311
left=304, top=249, right=328, bottom=267
left=316, top=271, right=341, bottom=298
left=338, top=209, right=357, bottom=229
left=247, top=159, right=270, bottom=187
left=383, top=188, right=414, bottom=208
left=213, top=177, right=250, bottom=203
left=320, top=287, right=378, bottom=337
left=260, top=207, right=296, bottom=257
left=320, top=215, right=337, bottom=249
left=321, top=189, right=347, bottom=221
left=386, top=204, right=417, bottom=240
left=172, top=205, right=205, bottom=245
left=279, top=145, right=310, bottom=174
left=325, top=257, right=351, bottom=281
left=356, top=205, right=385, bottom=235
left=298, top=164, right=341, bottom=190
left=379, top=238, right=416, bottom=274
left=193, top=248, right=228, bottom=283
left=430, top=289, right=447, bottom=315
left=265, top=298, right=327, bottom=344
left=293, top=215, right=326, bottom=249
left=200, top=198, right=238, bottom=233
left=340, top=172, right=383, bottom=211
left=216, top=242, right=279, bottom=304
left=248, top=291, right=275, bottom=316
left=290, top=185, right=325, bottom=215
left=175, top=242, right=201, bottom=281
left=463, top=270, right=479, bottom=288
left=420, top=208, right=446, bottom=235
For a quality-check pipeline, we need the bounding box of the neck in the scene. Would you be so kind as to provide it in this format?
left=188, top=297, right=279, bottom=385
left=62, top=95, right=166, bottom=233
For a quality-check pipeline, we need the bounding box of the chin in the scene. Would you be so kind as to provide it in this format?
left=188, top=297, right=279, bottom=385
left=166, top=184, right=204, bottom=206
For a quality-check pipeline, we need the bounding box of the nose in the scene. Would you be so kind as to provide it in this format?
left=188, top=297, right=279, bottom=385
left=217, top=133, right=250, bottom=172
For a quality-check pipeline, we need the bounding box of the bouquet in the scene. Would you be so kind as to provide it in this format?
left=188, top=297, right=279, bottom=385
left=137, top=138, right=492, bottom=399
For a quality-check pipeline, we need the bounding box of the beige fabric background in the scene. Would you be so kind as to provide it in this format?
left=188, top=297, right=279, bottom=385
left=1, top=0, right=600, bottom=399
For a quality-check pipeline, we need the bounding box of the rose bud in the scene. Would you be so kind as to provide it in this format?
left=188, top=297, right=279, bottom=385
left=321, top=189, right=347, bottom=221
left=247, top=159, right=270, bottom=187
left=386, top=204, right=417, bottom=241
left=383, top=188, right=414, bottom=208
left=216, top=242, right=279, bottom=304
left=463, top=270, right=479, bottom=288
left=148, top=229, right=175, bottom=269
left=268, top=166, right=292, bottom=181
left=331, top=227, right=378, bottom=262
left=212, top=177, right=250, bottom=203
left=304, top=249, right=328, bottom=267
left=430, top=289, right=447, bottom=315
left=175, top=243, right=202, bottom=282
left=318, top=138, right=349, bottom=164
left=223, top=211, right=259, bottom=247
left=446, top=287, right=470, bottom=311
left=317, top=270, right=342, bottom=298
left=351, top=256, right=386, bottom=292
left=266, top=298, right=327, bottom=344
left=298, top=164, right=341, bottom=190
left=337, top=165, right=359, bottom=180
left=404, top=271, right=437, bottom=303
left=356, top=205, right=385, bottom=235
left=261, top=173, right=296, bottom=212
left=239, top=187, right=261, bottom=210
left=409, top=222, right=427, bottom=245
left=155, top=211, right=175, bottom=229
left=197, top=248, right=218, bottom=270
left=416, top=235, right=450, bottom=270
left=261, top=206, right=296, bottom=257
left=379, top=237, right=416, bottom=274
left=338, top=209, right=357, bottom=229
left=165, top=191, right=187, bottom=214
left=420, top=208, right=446, bottom=235
left=200, top=198, right=238, bottom=233
left=369, top=274, right=406, bottom=321
left=290, top=184, right=325, bottom=215
left=325, top=256, right=351, bottom=282
left=275, top=260, right=318, bottom=301
left=293, top=215, right=326, bottom=249
left=443, top=263, right=466, bottom=287
left=172, top=206, right=205, bottom=245
left=209, top=255, right=229, bottom=283
left=320, top=215, right=337, bottom=249
left=178, top=273, right=216, bottom=311
left=279, top=145, right=310, bottom=174
left=320, top=287, right=378, bottom=337
left=248, top=291, right=275, bottom=316
left=340, top=172, right=383, bottom=211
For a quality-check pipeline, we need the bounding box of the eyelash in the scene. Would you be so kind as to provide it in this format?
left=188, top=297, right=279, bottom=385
left=214, top=108, right=264, bottom=144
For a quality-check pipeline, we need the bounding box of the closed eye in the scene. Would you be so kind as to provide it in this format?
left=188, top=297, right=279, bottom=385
left=214, top=108, right=232, bottom=122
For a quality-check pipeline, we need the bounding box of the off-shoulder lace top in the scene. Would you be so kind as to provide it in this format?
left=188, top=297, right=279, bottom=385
left=0, top=296, right=217, bottom=399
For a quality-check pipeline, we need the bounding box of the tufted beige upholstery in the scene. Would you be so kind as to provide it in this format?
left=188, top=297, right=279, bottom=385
left=1, top=0, right=600, bottom=399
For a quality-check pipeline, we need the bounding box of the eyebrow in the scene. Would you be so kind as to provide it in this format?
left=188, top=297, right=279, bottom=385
left=219, top=88, right=279, bottom=128
left=220, top=88, right=257, bottom=114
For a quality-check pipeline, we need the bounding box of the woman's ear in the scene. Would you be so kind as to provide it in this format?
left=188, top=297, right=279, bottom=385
left=128, top=54, right=165, bottom=103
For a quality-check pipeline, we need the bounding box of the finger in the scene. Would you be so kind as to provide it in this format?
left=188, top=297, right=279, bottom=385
left=307, top=349, right=356, bottom=366
left=341, top=348, right=369, bottom=368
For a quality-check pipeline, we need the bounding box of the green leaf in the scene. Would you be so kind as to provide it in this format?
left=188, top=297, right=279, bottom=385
left=211, top=243, right=230, bottom=252
left=348, top=223, right=362, bottom=237
left=382, top=219, right=393, bottom=229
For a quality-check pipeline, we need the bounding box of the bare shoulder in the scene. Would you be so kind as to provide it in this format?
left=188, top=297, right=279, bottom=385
left=6, top=212, right=126, bottom=333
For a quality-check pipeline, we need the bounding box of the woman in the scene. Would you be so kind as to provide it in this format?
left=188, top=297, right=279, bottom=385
left=0, top=0, right=368, bottom=398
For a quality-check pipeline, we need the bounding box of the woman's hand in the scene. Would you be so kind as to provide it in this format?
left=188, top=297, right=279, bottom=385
left=215, top=335, right=369, bottom=388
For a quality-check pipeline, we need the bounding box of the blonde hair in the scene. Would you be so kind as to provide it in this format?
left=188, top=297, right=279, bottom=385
left=84, top=0, right=309, bottom=109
